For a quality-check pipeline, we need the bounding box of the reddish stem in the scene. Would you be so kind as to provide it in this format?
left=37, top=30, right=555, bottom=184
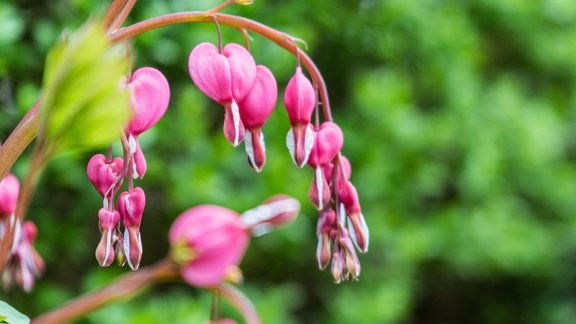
left=109, top=12, right=333, bottom=122
left=31, top=259, right=179, bottom=324
left=103, top=0, right=128, bottom=29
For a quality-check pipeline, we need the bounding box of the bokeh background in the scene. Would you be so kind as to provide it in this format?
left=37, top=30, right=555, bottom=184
left=3, top=0, right=576, bottom=322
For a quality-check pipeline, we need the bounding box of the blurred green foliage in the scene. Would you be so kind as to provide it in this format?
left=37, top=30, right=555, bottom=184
left=2, top=0, right=576, bottom=323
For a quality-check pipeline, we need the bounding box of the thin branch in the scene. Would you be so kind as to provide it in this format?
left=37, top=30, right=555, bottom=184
left=103, top=0, right=128, bottom=29
left=31, top=259, right=179, bottom=324
left=217, top=283, right=261, bottom=324
left=109, top=12, right=333, bottom=122
left=109, top=0, right=138, bottom=31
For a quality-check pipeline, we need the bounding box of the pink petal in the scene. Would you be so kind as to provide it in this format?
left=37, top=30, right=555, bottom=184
left=189, top=42, right=233, bottom=104
left=308, top=122, right=344, bottom=168
left=223, top=43, right=257, bottom=101
left=128, top=67, right=170, bottom=135
left=0, top=173, right=19, bottom=217
left=284, top=67, right=316, bottom=125
left=238, top=65, right=277, bottom=128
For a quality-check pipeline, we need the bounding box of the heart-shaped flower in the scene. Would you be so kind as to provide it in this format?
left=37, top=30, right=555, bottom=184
left=95, top=208, right=121, bottom=267
left=169, top=205, right=249, bottom=288
left=86, top=154, right=124, bottom=201
left=189, top=43, right=257, bottom=146
left=127, top=67, right=170, bottom=136
left=117, top=187, right=146, bottom=270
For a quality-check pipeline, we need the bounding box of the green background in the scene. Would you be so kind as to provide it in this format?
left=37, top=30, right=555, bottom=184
left=3, top=0, right=576, bottom=322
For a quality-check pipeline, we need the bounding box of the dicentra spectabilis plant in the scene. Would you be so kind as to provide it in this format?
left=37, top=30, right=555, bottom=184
left=0, top=0, right=368, bottom=322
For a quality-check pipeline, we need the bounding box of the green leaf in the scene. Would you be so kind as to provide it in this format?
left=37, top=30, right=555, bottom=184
left=0, top=301, right=29, bottom=324
left=39, top=20, right=131, bottom=155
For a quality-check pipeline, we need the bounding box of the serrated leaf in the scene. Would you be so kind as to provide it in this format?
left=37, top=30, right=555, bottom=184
left=0, top=301, right=29, bottom=324
left=39, top=20, right=131, bottom=155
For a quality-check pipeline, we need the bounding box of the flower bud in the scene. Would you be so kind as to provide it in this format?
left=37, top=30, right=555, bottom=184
left=127, top=67, right=170, bottom=136
left=87, top=154, right=123, bottom=199
left=3, top=221, right=44, bottom=292
left=316, top=210, right=336, bottom=270
left=339, top=181, right=369, bottom=253
left=169, top=205, right=249, bottom=288
left=95, top=208, right=120, bottom=267
left=284, top=67, right=316, bottom=168
left=117, top=187, right=146, bottom=270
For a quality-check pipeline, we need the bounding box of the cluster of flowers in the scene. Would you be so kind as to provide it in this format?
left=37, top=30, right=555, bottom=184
left=0, top=174, right=44, bottom=292
left=169, top=195, right=300, bottom=287
left=188, top=42, right=369, bottom=282
left=86, top=67, right=170, bottom=270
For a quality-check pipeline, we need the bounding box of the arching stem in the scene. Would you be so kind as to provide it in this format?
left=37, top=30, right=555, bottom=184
left=109, top=12, right=333, bottom=122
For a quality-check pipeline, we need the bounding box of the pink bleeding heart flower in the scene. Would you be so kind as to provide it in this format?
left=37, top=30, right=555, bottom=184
left=87, top=154, right=124, bottom=203
left=117, top=187, right=146, bottom=270
left=284, top=67, right=316, bottom=168
left=0, top=173, right=20, bottom=218
left=339, top=181, right=369, bottom=253
left=307, top=122, right=344, bottom=210
left=95, top=208, right=121, bottom=267
left=238, top=65, right=278, bottom=172
left=169, top=205, right=249, bottom=288
left=316, top=209, right=336, bottom=270
left=189, top=42, right=257, bottom=146
left=127, top=67, right=170, bottom=136
left=2, top=221, right=44, bottom=292
left=241, top=194, right=300, bottom=236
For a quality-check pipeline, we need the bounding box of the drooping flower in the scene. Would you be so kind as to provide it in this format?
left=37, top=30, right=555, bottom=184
left=127, top=67, right=170, bottom=136
left=86, top=154, right=124, bottom=205
left=169, top=205, right=250, bottom=288
left=339, top=181, right=369, bottom=253
left=2, top=221, right=44, bottom=292
left=95, top=208, right=121, bottom=267
left=237, top=65, right=278, bottom=172
left=117, top=187, right=146, bottom=270
left=189, top=42, right=257, bottom=146
left=284, top=67, right=317, bottom=168
left=307, top=122, right=344, bottom=210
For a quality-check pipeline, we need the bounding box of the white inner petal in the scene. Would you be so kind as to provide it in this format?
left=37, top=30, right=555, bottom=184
left=251, top=223, right=273, bottom=237
left=128, top=134, right=137, bottom=154
left=241, top=198, right=300, bottom=227
left=103, top=229, right=112, bottom=266
left=301, top=124, right=316, bottom=167
left=124, top=228, right=134, bottom=270
left=315, top=167, right=324, bottom=209
left=231, top=100, right=241, bottom=146
left=244, top=131, right=258, bottom=171
left=338, top=203, right=346, bottom=225
left=286, top=129, right=296, bottom=165
left=11, top=217, right=21, bottom=254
